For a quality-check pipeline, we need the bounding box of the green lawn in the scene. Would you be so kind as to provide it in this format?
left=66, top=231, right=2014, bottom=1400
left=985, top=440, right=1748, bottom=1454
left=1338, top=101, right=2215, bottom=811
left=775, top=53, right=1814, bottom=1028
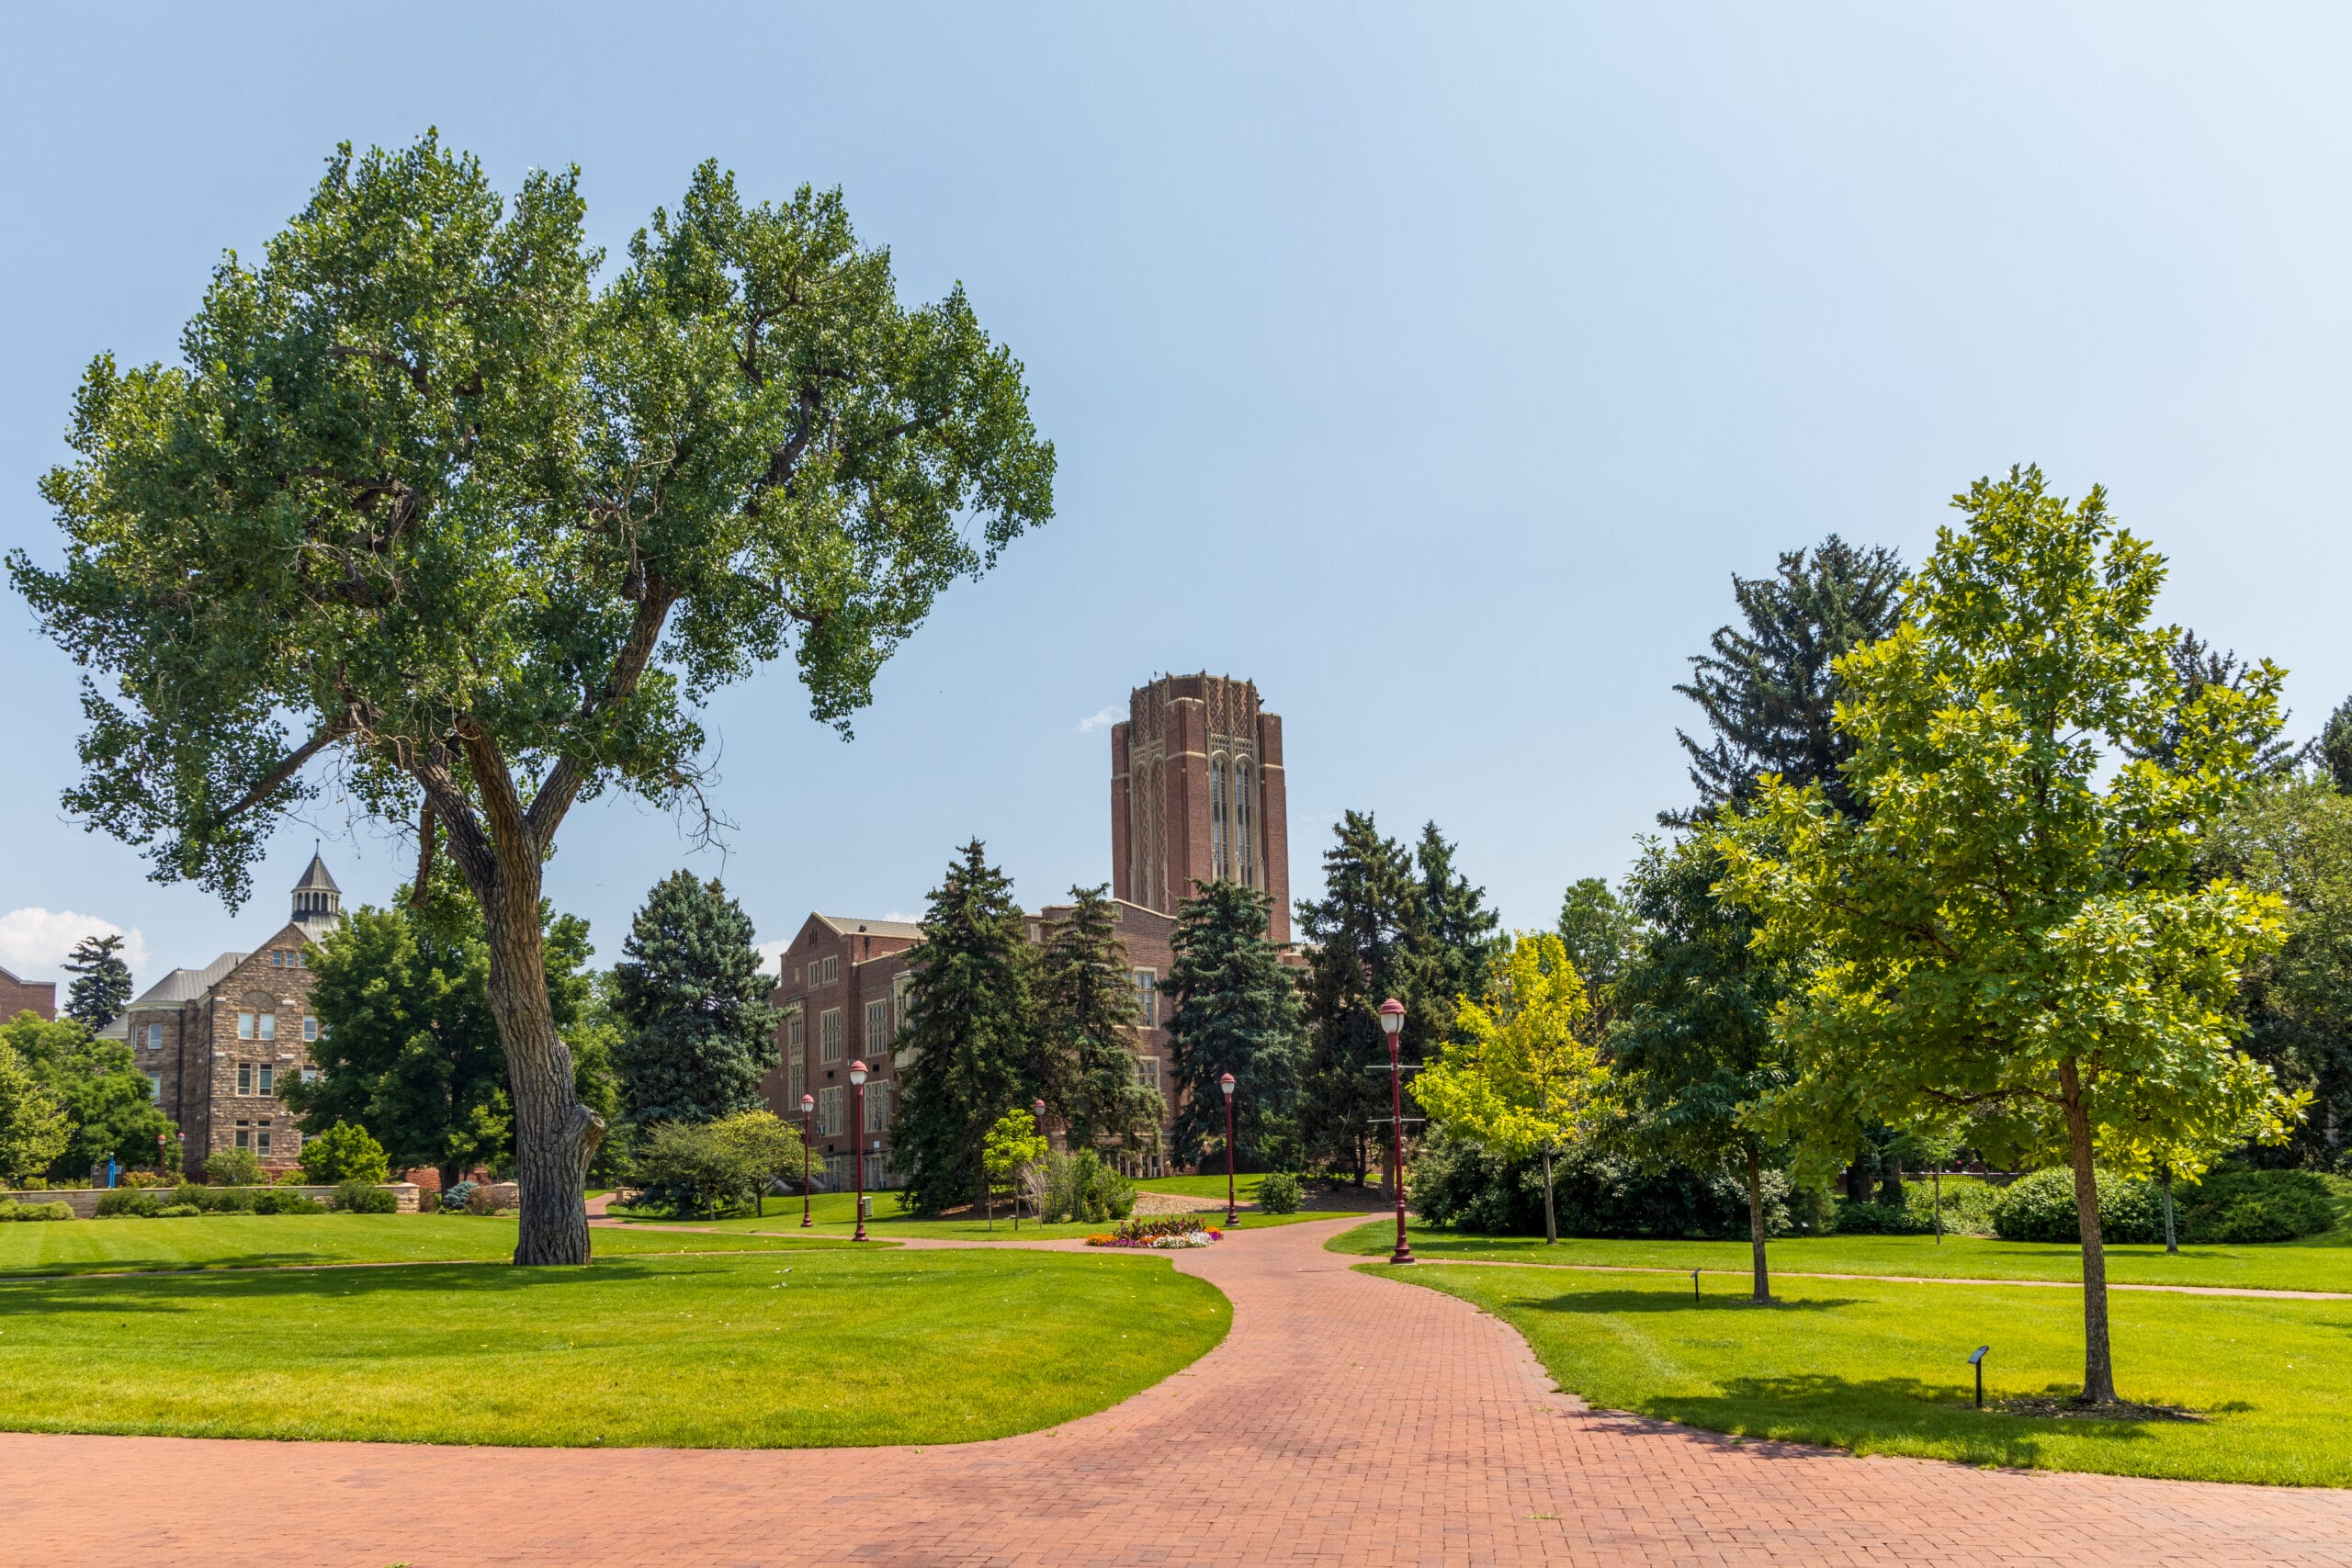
left=610, top=1189, right=1351, bottom=1239
left=1330, top=1220, right=2352, bottom=1293
left=0, top=1213, right=855, bottom=1279
left=1374, top=1261, right=2352, bottom=1486
left=0, top=1247, right=1228, bottom=1447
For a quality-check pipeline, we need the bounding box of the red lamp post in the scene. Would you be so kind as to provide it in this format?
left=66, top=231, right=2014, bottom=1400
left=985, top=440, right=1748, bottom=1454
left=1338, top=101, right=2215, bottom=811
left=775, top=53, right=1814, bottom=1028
left=1032, top=1098, right=1048, bottom=1228
left=1378, top=998, right=1413, bottom=1265
left=849, top=1061, right=869, bottom=1241
left=1219, top=1072, right=1238, bottom=1225
left=799, top=1092, right=815, bottom=1228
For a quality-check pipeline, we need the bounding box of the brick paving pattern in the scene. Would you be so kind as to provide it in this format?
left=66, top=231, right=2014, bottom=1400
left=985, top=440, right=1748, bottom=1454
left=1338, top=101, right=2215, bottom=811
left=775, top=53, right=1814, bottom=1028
left=3, top=1216, right=2347, bottom=1565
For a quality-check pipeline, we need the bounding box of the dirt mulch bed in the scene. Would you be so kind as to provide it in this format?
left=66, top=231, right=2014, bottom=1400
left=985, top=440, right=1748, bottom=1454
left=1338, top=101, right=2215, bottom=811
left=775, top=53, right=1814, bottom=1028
left=1990, top=1395, right=2207, bottom=1423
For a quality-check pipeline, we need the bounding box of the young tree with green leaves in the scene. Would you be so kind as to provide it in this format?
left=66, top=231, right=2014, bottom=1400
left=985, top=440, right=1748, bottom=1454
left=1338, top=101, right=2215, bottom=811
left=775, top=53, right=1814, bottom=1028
left=1718, top=467, right=2301, bottom=1403
left=0, top=1011, right=171, bottom=1181
left=1415, top=932, right=1606, bottom=1245
left=612, top=872, right=780, bottom=1126
left=895, top=841, right=1039, bottom=1213
left=1035, top=886, right=1162, bottom=1152
left=8, top=136, right=1052, bottom=1263
left=62, top=933, right=133, bottom=1032
left=0, top=1041, right=71, bottom=1187
left=1415, top=823, right=1504, bottom=1009
left=1165, top=882, right=1304, bottom=1171
left=289, top=867, right=605, bottom=1190
left=1555, top=876, right=1636, bottom=1045
left=1295, top=812, right=1445, bottom=1184
left=297, top=1122, right=391, bottom=1186
left=1610, top=835, right=1792, bottom=1300
left=1672, top=535, right=1905, bottom=824
left=980, top=1106, right=1048, bottom=1229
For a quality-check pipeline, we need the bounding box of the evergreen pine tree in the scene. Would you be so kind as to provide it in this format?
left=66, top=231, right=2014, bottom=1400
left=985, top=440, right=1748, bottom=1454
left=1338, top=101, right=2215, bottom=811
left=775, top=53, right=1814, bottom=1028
left=1672, top=535, right=1905, bottom=822
left=612, top=873, right=780, bottom=1126
left=894, top=840, right=1040, bottom=1213
left=1165, top=881, right=1304, bottom=1170
left=2130, top=630, right=2299, bottom=776
left=1556, top=876, right=1636, bottom=1044
left=62, top=932, right=132, bottom=1031
left=1035, top=885, right=1163, bottom=1151
left=2320, top=697, right=2352, bottom=795
left=1414, top=822, right=1504, bottom=1009
left=1295, top=811, right=1446, bottom=1183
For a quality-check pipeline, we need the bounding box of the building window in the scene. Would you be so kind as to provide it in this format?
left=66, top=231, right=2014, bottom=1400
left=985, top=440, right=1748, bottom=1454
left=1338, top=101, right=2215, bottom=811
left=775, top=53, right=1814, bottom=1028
left=1212, top=757, right=1229, bottom=880
left=1135, top=1056, right=1161, bottom=1091
left=820, top=1008, right=844, bottom=1063
left=258, top=1065, right=275, bottom=1097
left=300, top=1066, right=319, bottom=1086
left=1134, top=968, right=1158, bottom=1028
left=270, top=950, right=283, bottom=967
left=865, top=998, right=890, bottom=1059
left=786, top=1010, right=806, bottom=1098
left=864, top=1081, right=893, bottom=1133
left=143, top=1022, right=163, bottom=1050
left=892, top=972, right=914, bottom=1026
left=303, top=1015, right=319, bottom=1042
left=143, top=1072, right=161, bottom=1102
left=256, top=1127, right=273, bottom=1156
left=234, top=1125, right=251, bottom=1150
left=237, top=1062, right=253, bottom=1095
left=817, top=1085, right=844, bottom=1137
left=258, top=1013, right=276, bottom=1042
left=1237, top=760, right=1254, bottom=887
left=237, top=1011, right=256, bottom=1041
left=820, top=955, right=840, bottom=984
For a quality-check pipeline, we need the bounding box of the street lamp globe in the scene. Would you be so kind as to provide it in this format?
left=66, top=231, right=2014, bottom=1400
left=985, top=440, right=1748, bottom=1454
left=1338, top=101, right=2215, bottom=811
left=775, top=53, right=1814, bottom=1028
left=849, top=1060, right=868, bottom=1086
left=799, top=1093, right=814, bottom=1113
left=1377, top=998, right=1406, bottom=1036
left=1219, top=1072, right=1235, bottom=1098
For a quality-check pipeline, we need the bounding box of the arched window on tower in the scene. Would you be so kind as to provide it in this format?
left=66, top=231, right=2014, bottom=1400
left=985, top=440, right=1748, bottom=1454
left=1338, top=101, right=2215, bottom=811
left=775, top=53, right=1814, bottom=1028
left=1210, top=757, right=1227, bottom=881
left=1237, top=760, right=1254, bottom=886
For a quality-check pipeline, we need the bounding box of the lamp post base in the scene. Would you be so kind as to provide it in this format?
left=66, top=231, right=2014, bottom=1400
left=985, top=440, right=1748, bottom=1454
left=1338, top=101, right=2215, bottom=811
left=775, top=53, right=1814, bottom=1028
left=1390, top=1243, right=1416, bottom=1265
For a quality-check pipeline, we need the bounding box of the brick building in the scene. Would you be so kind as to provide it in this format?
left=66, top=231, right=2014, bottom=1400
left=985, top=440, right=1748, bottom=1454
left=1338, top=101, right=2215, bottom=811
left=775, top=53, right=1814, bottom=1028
left=759, top=675, right=1290, bottom=1187
left=119, top=853, right=344, bottom=1172
left=0, top=964, right=58, bottom=1022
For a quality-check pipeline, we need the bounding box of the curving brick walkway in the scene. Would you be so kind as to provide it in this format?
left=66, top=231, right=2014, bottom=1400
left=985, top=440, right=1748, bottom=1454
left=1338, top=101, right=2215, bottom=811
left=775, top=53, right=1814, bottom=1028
left=2, top=1216, right=2348, bottom=1565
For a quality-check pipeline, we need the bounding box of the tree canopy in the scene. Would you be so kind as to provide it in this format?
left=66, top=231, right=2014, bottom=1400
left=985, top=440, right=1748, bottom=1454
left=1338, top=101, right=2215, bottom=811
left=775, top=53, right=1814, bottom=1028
left=8, top=135, right=1051, bottom=1262
left=1164, top=881, right=1304, bottom=1171
left=62, top=933, right=132, bottom=1032
left=1035, top=886, right=1161, bottom=1152
left=612, top=872, right=779, bottom=1126
left=0, top=1011, right=171, bottom=1180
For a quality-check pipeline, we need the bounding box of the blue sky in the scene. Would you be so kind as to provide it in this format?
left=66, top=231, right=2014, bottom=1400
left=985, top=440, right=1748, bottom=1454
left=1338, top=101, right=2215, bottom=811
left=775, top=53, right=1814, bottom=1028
left=5, top=4, right=2349, bottom=986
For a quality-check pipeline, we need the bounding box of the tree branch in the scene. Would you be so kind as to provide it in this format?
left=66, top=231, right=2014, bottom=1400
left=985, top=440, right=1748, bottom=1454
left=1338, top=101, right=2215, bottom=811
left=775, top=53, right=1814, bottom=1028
left=202, top=721, right=353, bottom=831
left=330, top=344, right=429, bottom=392
left=524, top=582, right=681, bottom=850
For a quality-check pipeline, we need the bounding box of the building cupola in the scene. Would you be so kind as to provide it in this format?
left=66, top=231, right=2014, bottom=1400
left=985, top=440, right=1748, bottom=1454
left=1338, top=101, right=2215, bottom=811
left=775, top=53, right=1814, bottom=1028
left=291, top=850, right=343, bottom=934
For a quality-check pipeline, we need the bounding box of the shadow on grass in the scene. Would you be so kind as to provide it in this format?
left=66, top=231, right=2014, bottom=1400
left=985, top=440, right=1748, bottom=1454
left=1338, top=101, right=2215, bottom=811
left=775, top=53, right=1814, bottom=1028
left=1513, top=1288, right=1862, bottom=1315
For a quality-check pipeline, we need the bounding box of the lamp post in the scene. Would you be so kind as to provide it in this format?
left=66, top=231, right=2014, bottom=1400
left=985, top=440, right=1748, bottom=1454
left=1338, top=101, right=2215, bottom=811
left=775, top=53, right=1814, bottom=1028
left=1220, top=1073, right=1238, bottom=1226
left=1378, top=998, right=1413, bottom=1265
left=799, top=1093, right=815, bottom=1227
left=849, top=1060, right=869, bottom=1242
left=1032, top=1098, right=1048, bottom=1227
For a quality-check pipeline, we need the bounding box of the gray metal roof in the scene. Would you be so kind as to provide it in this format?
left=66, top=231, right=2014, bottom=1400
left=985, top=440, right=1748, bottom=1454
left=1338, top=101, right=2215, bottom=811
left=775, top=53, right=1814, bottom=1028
left=817, top=915, right=925, bottom=942
left=292, top=852, right=340, bottom=893
left=126, top=952, right=247, bottom=1010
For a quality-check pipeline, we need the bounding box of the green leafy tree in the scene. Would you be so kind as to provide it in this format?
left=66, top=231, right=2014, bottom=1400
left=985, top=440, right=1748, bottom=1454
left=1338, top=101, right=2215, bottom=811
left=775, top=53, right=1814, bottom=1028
left=205, top=1146, right=265, bottom=1187
left=612, top=872, right=780, bottom=1126
left=1035, top=886, right=1162, bottom=1152
left=1415, top=823, right=1504, bottom=1010
left=1718, top=467, right=2301, bottom=1403
left=1416, top=932, right=1606, bottom=1245
left=1555, top=877, right=1636, bottom=1045
left=288, top=869, right=602, bottom=1190
left=709, top=1109, right=806, bottom=1217
left=1165, top=882, right=1305, bottom=1171
left=62, top=933, right=133, bottom=1031
left=297, top=1121, right=390, bottom=1185
left=2131, top=631, right=2301, bottom=777
left=1610, top=835, right=1793, bottom=1299
left=0, top=1041, right=71, bottom=1187
left=1295, top=812, right=1446, bottom=1183
left=1671, top=534, right=1905, bottom=823
left=630, top=1119, right=755, bottom=1219
left=8, top=136, right=1052, bottom=1264
left=980, top=1105, right=1048, bottom=1229
left=895, top=840, right=1040, bottom=1213
left=0, top=1011, right=171, bottom=1181
left=2314, top=697, right=2352, bottom=795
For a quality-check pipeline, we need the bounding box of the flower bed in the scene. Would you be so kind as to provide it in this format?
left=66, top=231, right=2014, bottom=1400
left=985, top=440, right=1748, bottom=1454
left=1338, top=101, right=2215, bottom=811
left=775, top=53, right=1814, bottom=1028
left=1086, top=1214, right=1225, bottom=1248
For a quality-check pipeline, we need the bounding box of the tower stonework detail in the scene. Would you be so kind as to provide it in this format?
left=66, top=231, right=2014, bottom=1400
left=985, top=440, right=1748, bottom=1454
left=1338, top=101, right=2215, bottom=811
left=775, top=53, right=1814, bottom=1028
left=1111, top=673, right=1290, bottom=943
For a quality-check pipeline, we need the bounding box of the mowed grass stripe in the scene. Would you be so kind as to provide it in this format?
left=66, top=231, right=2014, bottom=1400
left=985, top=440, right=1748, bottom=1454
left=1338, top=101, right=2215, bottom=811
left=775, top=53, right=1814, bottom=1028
left=0, top=1247, right=1228, bottom=1448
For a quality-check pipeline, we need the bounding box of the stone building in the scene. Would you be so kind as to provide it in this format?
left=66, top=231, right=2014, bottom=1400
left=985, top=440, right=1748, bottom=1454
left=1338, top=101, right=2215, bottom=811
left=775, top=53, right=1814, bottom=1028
left=0, top=964, right=57, bottom=1022
left=758, top=674, right=1290, bottom=1187
left=119, top=853, right=344, bottom=1172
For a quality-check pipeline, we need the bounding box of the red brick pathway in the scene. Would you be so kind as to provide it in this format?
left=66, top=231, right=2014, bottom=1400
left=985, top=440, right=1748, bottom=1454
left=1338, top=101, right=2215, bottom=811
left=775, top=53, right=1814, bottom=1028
left=3, top=1217, right=2346, bottom=1566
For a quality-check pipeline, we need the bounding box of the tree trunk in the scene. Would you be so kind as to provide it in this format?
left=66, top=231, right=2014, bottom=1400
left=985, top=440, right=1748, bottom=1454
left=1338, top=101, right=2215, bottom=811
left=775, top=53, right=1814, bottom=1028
left=478, top=860, right=601, bottom=1266
left=2058, top=1058, right=2117, bottom=1404
left=1881, top=1158, right=1904, bottom=1208
left=1744, top=1144, right=1771, bottom=1303
left=1541, top=1146, right=1558, bottom=1245
left=1844, top=1152, right=1871, bottom=1205
left=2161, top=1170, right=2177, bottom=1254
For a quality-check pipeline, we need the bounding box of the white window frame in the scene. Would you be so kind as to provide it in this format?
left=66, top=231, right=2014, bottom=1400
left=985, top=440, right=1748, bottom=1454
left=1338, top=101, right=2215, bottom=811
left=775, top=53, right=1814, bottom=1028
left=237, top=1010, right=256, bottom=1041
left=1133, top=967, right=1158, bottom=1028
left=865, top=998, right=890, bottom=1056
left=303, top=1015, right=319, bottom=1042
left=237, top=1062, right=253, bottom=1095
left=817, top=1085, right=844, bottom=1137
left=258, top=1064, right=275, bottom=1097
left=820, top=1008, right=844, bottom=1064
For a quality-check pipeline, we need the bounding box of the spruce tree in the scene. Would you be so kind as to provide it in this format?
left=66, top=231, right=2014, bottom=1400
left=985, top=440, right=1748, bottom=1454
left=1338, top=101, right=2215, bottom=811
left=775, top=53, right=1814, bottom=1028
left=2319, top=697, right=2352, bottom=795
left=1295, top=811, right=1445, bottom=1183
left=1672, top=534, right=1904, bottom=822
left=1165, top=882, right=1304, bottom=1170
left=1035, top=886, right=1162, bottom=1151
left=1556, top=876, right=1636, bottom=1044
left=1414, top=822, right=1504, bottom=1009
left=612, top=873, right=780, bottom=1126
left=894, top=840, right=1039, bottom=1213
left=62, top=933, right=132, bottom=1032
left=2130, top=630, right=2299, bottom=776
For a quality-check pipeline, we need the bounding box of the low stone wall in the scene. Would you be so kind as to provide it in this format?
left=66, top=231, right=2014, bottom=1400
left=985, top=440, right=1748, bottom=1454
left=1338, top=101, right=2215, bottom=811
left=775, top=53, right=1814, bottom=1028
left=4, top=1182, right=423, bottom=1218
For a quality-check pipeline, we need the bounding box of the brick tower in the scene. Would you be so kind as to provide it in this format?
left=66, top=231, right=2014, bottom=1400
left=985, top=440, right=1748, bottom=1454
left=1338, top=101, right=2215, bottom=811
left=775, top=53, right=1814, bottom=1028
left=1110, top=674, right=1290, bottom=943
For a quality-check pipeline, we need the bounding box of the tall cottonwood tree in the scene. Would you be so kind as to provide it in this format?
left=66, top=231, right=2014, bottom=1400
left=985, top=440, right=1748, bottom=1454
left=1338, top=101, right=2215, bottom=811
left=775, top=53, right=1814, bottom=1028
left=1719, top=468, right=2298, bottom=1404
left=1035, top=886, right=1163, bottom=1152
left=8, top=137, right=1052, bottom=1262
left=1165, top=882, right=1305, bottom=1170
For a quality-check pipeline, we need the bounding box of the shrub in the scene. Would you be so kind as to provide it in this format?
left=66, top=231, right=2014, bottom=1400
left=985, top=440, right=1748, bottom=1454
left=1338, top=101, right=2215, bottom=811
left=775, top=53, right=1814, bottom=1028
left=1113, top=1214, right=1220, bottom=1241
left=154, top=1203, right=201, bottom=1217
left=1035, top=1149, right=1136, bottom=1224
left=204, top=1148, right=264, bottom=1187
left=2174, top=1168, right=2339, bottom=1243
left=1256, top=1170, right=1305, bottom=1215
left=631, top=1121, right=759, bottom=1217
left=299, top=1122, right=390, bottom=1187
left=1408, top=1133, right=1810, bottom=1238
left=334, top=1180, right=398, bottom=1214
left=95, top=1190, right=162, bottom=1218
left=442, top=1180, right=479, bottom=1213
left=1828, top=1199, right=1934, bottom=1235
left=118, top=1170, right=168, bottom=1190
left=250, top=1189, right=327, bottom=1215
left=0, top=1199, right=74, bottom=1221
left=1989, top=1167, right=2164, bottom=1244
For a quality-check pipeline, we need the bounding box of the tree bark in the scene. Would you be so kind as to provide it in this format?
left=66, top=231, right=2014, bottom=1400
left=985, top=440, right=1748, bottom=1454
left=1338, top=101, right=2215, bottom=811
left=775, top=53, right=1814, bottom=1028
left=482, top=872, right=601, bottom=1263
left=2161, top=1170, right=2178, bottom=1253
left=1541, top=1145, right=1557, bottom=1245
left=1745, top=1143, right=1772, bottom=1303
left=2058, top=1057, right=2117, bottom=1404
